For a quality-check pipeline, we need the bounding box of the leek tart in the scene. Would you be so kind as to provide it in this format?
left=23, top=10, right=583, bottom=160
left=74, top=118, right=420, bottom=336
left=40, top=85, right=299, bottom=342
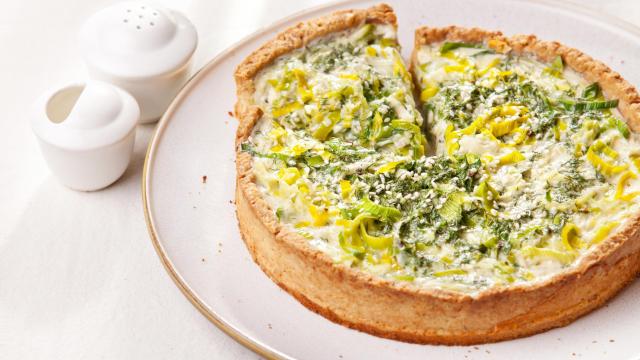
left=235, top=6, right=640, bottom=344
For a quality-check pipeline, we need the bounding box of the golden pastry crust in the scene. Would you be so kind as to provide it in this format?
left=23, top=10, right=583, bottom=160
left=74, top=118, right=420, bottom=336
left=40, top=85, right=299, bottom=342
left=234, top=10, right=640, bottom=344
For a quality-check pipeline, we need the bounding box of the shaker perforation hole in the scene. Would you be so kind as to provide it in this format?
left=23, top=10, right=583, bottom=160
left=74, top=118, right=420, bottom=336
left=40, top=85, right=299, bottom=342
left=149, top=22, right=155, bottom=26
left=136, top=25, right=141, bottom=30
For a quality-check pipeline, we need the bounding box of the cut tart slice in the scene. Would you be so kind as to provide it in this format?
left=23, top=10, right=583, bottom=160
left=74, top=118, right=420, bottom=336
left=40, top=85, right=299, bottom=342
left=234, top=4, right=640, bottom=345
left=410, top=26, right=640, bottom=287
left=405, top=26, right=640, bottom=343
left=236, top=4, right=428, bottom=285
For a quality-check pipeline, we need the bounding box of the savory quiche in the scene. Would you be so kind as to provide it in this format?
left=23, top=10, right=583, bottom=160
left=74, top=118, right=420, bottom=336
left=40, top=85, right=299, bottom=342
left=234, top=4, right=640, bottom=344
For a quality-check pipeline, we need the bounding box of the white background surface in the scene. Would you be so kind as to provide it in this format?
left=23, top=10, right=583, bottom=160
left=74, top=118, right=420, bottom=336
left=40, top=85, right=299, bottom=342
left=1, top=1, right=639, bottom=359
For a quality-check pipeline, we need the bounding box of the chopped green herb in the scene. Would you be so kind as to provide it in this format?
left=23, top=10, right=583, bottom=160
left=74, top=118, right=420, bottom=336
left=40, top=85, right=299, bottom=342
left=438, top=192, right=465, bottom=223
left=581, top=82, right=601, bottom=100
left=440, top=42, right=482, bottom=54
left=359, top=197, right=401, bottom=222
left=609, top=117, right=630, bottom=138
left=560, top=99, right=618, bottom=112
left=545, top=56, right=564, bottom=77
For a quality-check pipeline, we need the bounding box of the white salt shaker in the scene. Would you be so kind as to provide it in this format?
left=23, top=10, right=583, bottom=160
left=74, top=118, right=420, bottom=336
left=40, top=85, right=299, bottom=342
left=31, top=81, right=139, bottom=191
left=79, top=2, right=197, bottom=123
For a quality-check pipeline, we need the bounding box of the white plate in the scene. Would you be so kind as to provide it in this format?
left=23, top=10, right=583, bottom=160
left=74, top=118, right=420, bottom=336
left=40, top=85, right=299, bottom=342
left=143, top=1, right=640, bottom=358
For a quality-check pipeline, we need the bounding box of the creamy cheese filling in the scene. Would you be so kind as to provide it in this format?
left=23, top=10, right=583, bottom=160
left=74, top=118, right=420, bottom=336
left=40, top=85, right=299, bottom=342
left=242, top=28, right=640, bottom=292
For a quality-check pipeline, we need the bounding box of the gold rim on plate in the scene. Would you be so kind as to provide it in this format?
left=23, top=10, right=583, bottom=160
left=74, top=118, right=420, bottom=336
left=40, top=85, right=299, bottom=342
left=141, top=1, right=640, bottom=359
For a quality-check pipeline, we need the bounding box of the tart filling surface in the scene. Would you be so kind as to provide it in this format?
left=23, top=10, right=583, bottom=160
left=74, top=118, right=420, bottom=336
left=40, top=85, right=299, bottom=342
left=241, top=26, right=640, bottom=292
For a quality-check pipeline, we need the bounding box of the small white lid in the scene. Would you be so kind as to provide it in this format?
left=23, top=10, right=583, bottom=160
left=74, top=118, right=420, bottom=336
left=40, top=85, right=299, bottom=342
left=79, top=2, right=197, bottom=79
left=32, top=81, right=139, bottom=150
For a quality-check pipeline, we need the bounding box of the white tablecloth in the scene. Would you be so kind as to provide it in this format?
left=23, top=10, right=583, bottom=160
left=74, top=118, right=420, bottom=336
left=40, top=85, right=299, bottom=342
left=1, top=1, right=638, bottom=358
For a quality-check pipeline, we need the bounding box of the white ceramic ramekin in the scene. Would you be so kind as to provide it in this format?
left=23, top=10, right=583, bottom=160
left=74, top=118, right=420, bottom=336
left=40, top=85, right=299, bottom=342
left=31, top=81, right=140, bottom=191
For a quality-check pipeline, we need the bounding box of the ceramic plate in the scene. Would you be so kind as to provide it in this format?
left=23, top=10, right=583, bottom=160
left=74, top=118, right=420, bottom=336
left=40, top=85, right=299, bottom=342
left=143, top=1, right=640, bottom=358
